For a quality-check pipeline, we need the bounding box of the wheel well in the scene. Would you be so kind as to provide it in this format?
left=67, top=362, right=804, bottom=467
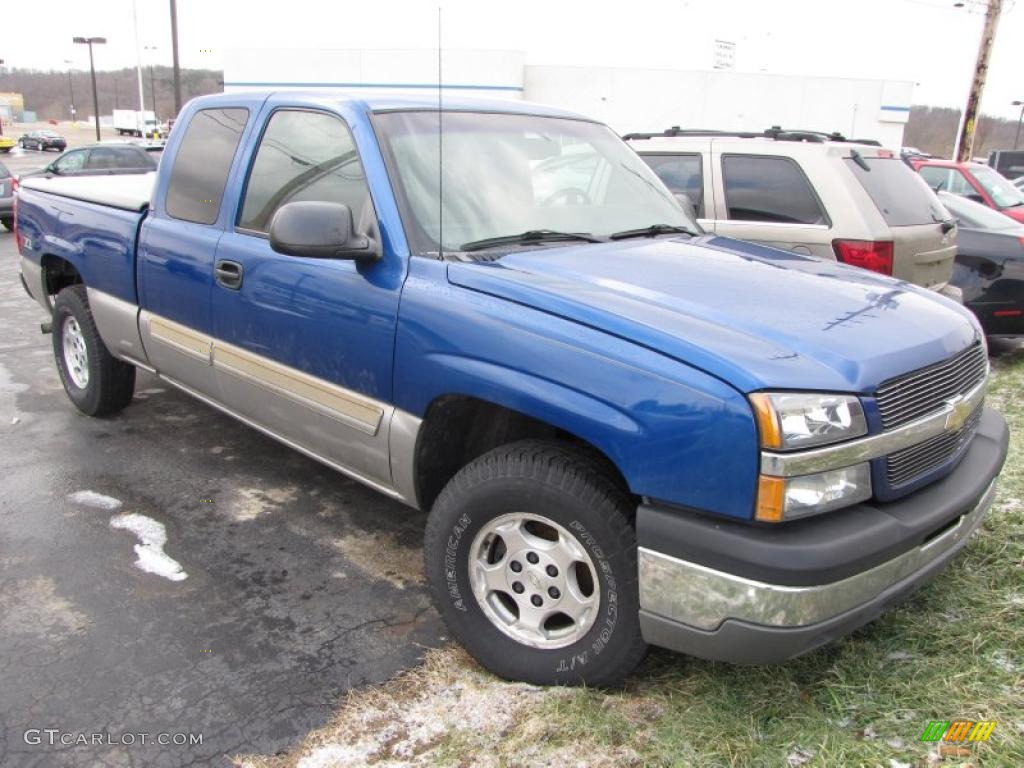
left=413, top=395, right=631, bottom=510
left=41, top=255, right=82, bottom=297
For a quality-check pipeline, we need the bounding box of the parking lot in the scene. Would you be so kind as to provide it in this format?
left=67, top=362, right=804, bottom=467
left=0, top=228, right=444, bottom=766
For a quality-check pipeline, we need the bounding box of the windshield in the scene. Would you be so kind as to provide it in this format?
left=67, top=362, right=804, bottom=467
left=374, top=111, right=697, bottom=253
left=971, top=165, right=1024, bottom=209
left=939, top=191, right=1020, bottom=231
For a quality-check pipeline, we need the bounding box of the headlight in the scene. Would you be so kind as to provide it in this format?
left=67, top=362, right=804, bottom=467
left=756, top=464, right=872, bottom=522
left=749, top=392, right=867, bottom=450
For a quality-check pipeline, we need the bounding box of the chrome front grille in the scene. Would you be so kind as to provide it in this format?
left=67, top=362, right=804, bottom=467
left=886, top=406, right=982, bottom=487
left=876, top=342, right=988, bottom=431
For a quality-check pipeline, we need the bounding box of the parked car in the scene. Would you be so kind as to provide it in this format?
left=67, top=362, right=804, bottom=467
left=19, top=130, right=67, bottom=152
left=19, top=143, right=160, bottom=181
left=0, top=160, right=13, bottom=230
left=988, top=149, right=1024, bottom=182
left=912, top=159, right=1024, bottom=224
left=1014, top=176, right=1024, bottom=192
left=0, top=135, right=15, bottom=153
left=939, top=191, right=1024, bottom=337
left=626, top=127, right=959, bottom=297
left=16, top=93, right=1007, bottom=686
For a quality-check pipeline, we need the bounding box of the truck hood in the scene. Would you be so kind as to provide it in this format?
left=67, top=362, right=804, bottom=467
left=447, top=235, right=980, bottom=393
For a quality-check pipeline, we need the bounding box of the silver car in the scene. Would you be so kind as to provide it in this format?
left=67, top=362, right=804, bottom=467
left=626, top=127, right=959, bottom=297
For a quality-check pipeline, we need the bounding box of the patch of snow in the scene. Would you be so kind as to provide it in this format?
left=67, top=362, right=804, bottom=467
left=68, top=490, right=123, bottom=511
left=785, top=747, right=814, bottom=766
left=110, top=513, right=188, bottom=581
left=230, top=486, right=298, bottom=521
left=885, top=650, right=917, bottom=661
left=886, top=737, right=905, bottom=749
left=889, top=760, right=912, bottom=768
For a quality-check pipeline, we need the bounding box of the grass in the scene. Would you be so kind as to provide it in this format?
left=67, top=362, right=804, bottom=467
left=238, top=345, right=1024, bottom=768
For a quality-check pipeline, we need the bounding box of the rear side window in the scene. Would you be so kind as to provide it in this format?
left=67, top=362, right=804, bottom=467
left=238, top=110, right=370, bottom=233
left=721, top=155, right=827, bottom=225
left=166, top=108, right=249, bottom=225
left=640, top=153, right=704, bottom=216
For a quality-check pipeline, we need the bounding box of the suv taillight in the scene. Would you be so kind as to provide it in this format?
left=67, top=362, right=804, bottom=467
left=833, top=239, right=894, bottom=276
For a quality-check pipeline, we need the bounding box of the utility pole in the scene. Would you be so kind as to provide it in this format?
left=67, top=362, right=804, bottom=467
left=64, top=60, right=77, bottom=122
left=170, top=0, right=182, bottom=116
left=132, top=0, right=146, bottom=122
left=1014, top=100, right=1024, bottom=150
left=0, top=59, right=5, bottom=137
left=145, top=46, right=158, bottom=119
left=954, top=0, right=1002, bottom=162
left=73, top=37, right=106, bottom=142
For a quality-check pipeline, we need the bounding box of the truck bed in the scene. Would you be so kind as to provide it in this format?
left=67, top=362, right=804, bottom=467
left=19, top=172, right=156, bottom=212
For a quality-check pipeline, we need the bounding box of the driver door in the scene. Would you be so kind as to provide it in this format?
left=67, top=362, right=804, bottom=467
left=210, top=103, right=403, bottom=488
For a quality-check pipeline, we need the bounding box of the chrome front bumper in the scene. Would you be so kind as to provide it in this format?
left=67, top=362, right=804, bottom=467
left=639, top=479, right=995, bottom=632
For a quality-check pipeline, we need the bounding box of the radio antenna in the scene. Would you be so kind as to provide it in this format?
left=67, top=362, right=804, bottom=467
left=437, top=5, right=444, bottom=259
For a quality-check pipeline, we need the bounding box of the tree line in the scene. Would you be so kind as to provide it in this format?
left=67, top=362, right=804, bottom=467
left=0, top=66, right=223, bottom=122
left=903, top=105, right=1021, bottom=159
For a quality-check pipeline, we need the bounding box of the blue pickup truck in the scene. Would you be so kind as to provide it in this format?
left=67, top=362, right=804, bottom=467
left=16, top=91, right=1009, bottom=686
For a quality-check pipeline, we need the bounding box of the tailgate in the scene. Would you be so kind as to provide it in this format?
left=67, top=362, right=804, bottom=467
left=891, top=223, right=956, bottom=289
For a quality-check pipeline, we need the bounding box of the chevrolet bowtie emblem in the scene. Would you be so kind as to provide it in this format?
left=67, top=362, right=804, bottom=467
left=944, top=395, right=972, bottom=432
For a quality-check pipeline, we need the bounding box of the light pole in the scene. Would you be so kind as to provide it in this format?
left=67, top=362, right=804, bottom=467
left=1014, top=100, right=1024, bottom=151
left=73, top=36, right=106, bottom=141
left=64, top=59, right=77, bottom=122
left=170, top=0, right=182, bottom=115
left=0, top=58, right=5, bottom=137
left=144, top=45, right=158, bottom=120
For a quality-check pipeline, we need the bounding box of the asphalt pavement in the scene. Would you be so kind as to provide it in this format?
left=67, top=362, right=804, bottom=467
left=0, top=230, right=444, bottom=766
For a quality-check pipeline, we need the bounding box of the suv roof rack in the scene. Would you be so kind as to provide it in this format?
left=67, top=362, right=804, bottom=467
left=622, top=125, right=881, bottom=146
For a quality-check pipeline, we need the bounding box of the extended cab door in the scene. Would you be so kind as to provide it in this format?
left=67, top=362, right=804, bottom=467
left=209, top=102, right=404, bottom=489
left=137, top=103, right=257, bottom=394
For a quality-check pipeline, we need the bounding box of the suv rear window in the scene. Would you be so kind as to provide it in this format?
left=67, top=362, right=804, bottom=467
left=166, top=108, right=248, bottom=225
left=721, top=155, right=827, bottom=225
left=846, top=156, right=945, bottom=226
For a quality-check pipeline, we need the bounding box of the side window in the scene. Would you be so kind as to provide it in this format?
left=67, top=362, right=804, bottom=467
left=722, top=155, right=827, bottom=225
left=54, top=150, right=87, bottom=173
left=640, top=153, right=704, bottom=217
left=238, top=110, right=370, bottom=233
left=88, top=147, right=120, bottom=170
left=166, top=107, right=249, bottom=225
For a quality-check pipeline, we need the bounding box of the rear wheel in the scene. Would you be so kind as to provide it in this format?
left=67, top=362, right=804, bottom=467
left=424, top=439, right=647, bottom=686
left=52, top=285, right=136, bottom=417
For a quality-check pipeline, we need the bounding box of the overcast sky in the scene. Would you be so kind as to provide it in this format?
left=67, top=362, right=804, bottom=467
left=3, top=0, right=1022, bottom=118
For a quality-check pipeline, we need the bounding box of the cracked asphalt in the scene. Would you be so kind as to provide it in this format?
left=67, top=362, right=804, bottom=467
left=0, top=229, right=445, bottom=767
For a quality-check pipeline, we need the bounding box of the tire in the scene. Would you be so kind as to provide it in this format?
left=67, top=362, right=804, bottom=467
left=424, top=439, right=647, bottom=686
left=52, top=285, right=136, bottom=417
left=1, top=217, right=12, bottom=232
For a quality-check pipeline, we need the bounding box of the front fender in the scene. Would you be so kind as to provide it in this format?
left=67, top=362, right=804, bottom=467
left=395, top=260, right=759, bottom=520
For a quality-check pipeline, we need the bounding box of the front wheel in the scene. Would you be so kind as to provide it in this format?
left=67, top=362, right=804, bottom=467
left=1, top=217, right=12, bottom=231
left=424, top=440, right=647, bottom=686
left=52, top=285, right=136, bottom=416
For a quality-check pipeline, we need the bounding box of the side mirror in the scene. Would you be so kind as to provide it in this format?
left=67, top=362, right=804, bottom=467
left=46, top=164, right=59, bottom=176
left=673, top=192, right=697, bottom=220
left=268, top=201, right=380, bottom=260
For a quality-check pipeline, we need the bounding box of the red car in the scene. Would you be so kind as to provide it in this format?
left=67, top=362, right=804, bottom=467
left=912, top=159, right=1024, bottom=224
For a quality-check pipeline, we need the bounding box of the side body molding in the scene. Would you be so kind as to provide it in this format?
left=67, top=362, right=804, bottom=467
left=83, top=297, right=421, bottom=508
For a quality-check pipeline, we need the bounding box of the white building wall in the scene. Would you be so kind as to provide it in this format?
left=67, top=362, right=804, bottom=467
left=223, top=49, right=913, bottom=147
left=224, top=48, right=525, bottom=101
left=523, top=65, right=913, bottom=147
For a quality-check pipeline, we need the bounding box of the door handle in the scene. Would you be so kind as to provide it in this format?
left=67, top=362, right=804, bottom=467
left=215, top=259, right=243, bottom=290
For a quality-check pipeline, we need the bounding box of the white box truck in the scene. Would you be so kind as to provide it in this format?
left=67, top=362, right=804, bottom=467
left=113, top=110, right=160, bottom=138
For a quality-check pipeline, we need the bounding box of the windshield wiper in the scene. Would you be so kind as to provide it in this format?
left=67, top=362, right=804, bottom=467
left=460, top=230, right=603, bottom=252
left=609, top=224, right=699, bottom=240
